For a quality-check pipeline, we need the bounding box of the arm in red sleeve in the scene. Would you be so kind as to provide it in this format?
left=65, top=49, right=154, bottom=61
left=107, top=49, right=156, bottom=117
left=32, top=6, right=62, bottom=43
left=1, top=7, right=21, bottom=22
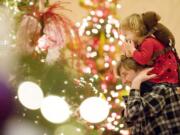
left=133, top=40, right=154, bottom=65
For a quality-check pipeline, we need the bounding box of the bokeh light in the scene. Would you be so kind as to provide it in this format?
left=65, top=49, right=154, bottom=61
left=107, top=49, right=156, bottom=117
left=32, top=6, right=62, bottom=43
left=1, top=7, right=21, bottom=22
left=80, top=97, right=110, bottom=123
left=18, top=81, right=44, bottom=110
left=40, top=96, right=71, bottom=124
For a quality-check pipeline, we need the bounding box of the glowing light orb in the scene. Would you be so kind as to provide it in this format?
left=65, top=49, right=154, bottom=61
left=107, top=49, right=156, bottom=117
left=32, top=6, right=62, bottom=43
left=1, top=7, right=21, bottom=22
left=18, top=81, right=44, bottom=110
left=80, top=97, right=110, bottom=123
left=40, top=96, right=70, bottom=124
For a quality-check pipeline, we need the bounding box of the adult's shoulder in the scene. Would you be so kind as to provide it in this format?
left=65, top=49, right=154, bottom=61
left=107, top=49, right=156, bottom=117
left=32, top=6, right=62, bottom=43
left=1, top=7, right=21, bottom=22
left=152, top=84, right=175, bottom=95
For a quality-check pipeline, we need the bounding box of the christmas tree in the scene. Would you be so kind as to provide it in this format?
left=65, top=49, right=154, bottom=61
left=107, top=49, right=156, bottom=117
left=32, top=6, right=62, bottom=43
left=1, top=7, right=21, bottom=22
left=0, top=0, right=130, bottom=135
left=76, top=0, right=130, bottom=134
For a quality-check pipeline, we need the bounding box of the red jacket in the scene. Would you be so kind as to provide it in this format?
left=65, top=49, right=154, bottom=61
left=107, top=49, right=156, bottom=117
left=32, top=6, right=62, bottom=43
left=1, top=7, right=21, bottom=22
left=133, top=37, right=179, bottom=84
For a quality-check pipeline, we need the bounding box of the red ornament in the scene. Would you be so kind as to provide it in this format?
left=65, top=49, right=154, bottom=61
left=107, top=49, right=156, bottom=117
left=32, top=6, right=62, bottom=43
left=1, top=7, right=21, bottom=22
left=85, top=59, right=97, bottom=74
left=105, top=71, right=117, bottom=84
left=92, top=37, right=100, bottom=49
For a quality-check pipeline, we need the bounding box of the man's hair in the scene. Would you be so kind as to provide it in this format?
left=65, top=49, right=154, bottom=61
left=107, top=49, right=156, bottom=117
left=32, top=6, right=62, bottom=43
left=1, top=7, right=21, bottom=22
left=117, top=55, right=143, bottom=76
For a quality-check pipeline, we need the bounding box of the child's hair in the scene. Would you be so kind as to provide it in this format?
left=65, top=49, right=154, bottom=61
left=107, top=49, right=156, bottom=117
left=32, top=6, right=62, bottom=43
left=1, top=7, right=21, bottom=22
left=121, top=11, right=175, bottom=48
left=120, top=13, right=148, bottom=36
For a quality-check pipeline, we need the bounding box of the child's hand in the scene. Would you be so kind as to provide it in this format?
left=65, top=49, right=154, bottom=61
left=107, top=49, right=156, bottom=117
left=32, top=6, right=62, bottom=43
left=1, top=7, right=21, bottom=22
left=121, top=40, right=136, bottom=57
left=125, top=40, right=136, bottom=57
left=121, top=42, right=132, bottom=57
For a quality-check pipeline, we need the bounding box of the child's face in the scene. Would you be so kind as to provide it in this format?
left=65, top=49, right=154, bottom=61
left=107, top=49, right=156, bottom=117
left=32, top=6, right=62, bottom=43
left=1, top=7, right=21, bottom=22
left=123, top=30, right=139, bottom=44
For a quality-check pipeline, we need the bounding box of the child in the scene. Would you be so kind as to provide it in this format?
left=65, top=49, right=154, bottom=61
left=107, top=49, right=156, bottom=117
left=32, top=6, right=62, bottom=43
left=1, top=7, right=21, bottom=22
left=120, top=11, right=180, bottom=88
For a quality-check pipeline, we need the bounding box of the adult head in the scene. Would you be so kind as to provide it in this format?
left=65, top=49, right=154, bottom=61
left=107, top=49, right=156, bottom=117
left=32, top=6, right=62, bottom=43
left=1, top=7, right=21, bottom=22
left=116, top=55, right=143, bottom=85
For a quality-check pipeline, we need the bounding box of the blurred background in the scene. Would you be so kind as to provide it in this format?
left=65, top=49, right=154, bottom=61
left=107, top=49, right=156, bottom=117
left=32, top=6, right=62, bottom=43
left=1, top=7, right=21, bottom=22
left=0, top=0, right=180, bottom=135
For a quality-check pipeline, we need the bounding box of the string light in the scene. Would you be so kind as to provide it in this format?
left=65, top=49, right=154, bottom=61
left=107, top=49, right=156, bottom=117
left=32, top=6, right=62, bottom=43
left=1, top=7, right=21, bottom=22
left=104, top=44, right=110, bottom=51
left=86, top=31, right=91, bottom=35
left=116, top=84, right=123, bottom=90
left=125, top=85, right=131, bottom=91
left=110, top=45, right=115, bottom=52
left=92, top=28, right=98, bottom=34
left=90, top=10, right=95, bottom=16
left=96, top=24, right=102, bottom=29
left=117, top=4, right=122, bottom=9
left=118, top=40, right=123, bottom=46
left=87, top=16, right=92, bottom=21
left=112, top=60, right=117, bottom=66
left=99, top=18, right=105, bottom=24
left=104, top=62, right=110, bottom=68
left=29, top=1, right=34, bottom=6
left=90, top=51, right=97, bottom=57
left=96, top=10, right=103, bottom=17
left=87, top=46, right=92, bottom=52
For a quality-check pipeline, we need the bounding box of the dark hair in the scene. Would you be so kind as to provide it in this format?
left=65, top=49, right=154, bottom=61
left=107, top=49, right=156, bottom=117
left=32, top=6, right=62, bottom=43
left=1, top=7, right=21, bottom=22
left=142, top=11, right=175, bottom=47
left=116, top=55, right=143, bottom=76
